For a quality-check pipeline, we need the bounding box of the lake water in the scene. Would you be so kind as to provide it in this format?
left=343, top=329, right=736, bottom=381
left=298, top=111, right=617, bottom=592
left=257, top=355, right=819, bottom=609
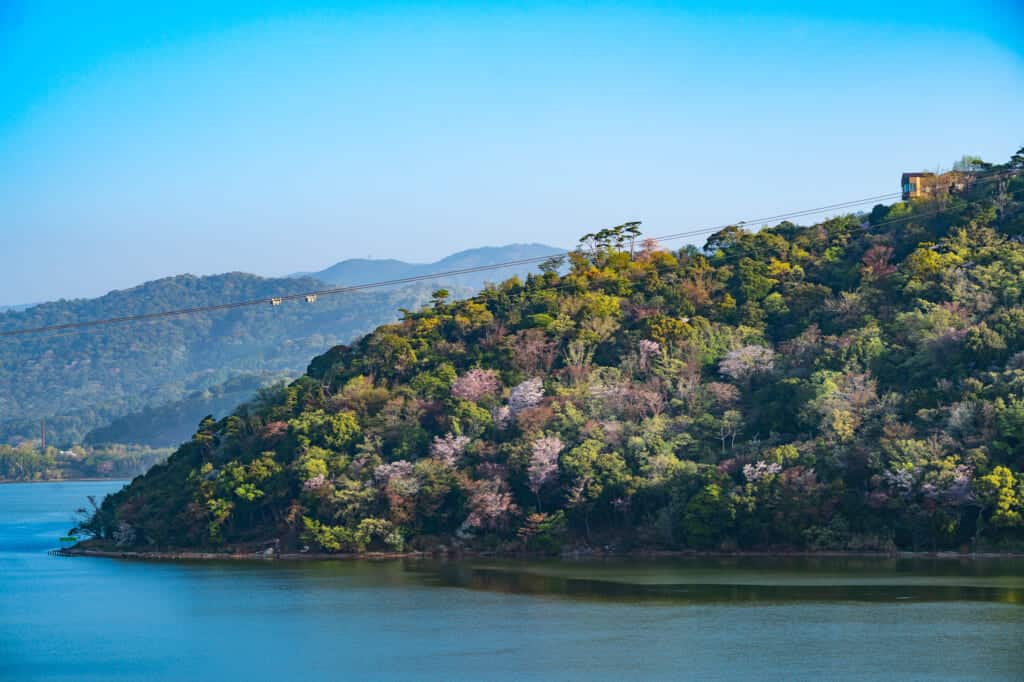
left=1, top=480, right=1022, bottom=681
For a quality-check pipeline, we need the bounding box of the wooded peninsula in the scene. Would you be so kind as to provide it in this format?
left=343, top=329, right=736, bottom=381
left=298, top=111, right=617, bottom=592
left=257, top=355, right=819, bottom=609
left=78, top=151, right=1024, bottom=556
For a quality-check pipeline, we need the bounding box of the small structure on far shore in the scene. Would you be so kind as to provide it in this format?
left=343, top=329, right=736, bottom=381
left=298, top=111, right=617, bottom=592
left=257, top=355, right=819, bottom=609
left=901, top=172, right=934, bottom=200
left=901, top=170, right=975, bottom=201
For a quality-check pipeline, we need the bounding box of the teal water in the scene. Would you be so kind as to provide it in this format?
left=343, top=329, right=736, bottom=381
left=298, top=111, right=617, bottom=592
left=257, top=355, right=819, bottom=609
left=1, top=481, right=1022, bottom=681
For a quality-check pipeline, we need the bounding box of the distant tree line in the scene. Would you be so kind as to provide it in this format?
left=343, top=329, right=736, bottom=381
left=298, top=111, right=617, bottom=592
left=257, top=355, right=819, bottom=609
left=0, top=443, right=170, bottom=482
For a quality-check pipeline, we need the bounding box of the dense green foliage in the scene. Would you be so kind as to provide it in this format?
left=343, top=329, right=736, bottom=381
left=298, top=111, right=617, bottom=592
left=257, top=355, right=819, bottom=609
left=0, top=443, right=170, bottom=481
left=87, top=153, right=1024, bottom=553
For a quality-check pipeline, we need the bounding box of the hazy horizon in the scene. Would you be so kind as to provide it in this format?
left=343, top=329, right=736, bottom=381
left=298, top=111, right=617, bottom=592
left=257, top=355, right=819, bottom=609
left=0, top=241, right=566, bottom=307
left=2, top=1, right=1022, bottom=306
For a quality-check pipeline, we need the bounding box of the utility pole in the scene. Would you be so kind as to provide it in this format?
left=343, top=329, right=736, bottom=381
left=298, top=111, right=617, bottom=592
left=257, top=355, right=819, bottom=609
left=41, top=417, right=47, bottom=450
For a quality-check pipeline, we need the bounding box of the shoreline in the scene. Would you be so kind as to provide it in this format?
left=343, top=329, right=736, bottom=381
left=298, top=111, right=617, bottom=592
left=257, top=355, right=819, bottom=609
left=57, top=547, right=1024, bottom=562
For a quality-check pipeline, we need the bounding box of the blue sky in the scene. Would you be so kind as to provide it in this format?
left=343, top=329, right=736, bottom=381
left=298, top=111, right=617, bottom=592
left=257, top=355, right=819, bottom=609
left=1, top=1, right=1022, bottom=305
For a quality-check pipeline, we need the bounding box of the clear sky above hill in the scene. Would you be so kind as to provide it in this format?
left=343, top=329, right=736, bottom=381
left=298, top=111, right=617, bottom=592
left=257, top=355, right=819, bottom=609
left=1, top=0, right=1022, bottom=305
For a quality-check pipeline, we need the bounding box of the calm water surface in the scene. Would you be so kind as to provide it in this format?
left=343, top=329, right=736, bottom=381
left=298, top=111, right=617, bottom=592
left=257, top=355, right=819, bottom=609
left=1, top=480, right=1022, bottom=681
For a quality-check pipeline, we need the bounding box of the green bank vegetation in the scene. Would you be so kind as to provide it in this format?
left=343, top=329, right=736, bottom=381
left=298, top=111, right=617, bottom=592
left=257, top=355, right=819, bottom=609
left=1, top=443, right=170, bottom=482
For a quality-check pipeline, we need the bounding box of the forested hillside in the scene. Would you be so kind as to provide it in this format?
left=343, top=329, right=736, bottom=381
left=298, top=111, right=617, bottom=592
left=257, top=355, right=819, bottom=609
left=0, top=274, right=433, bottom=445
left=0, top=246, right=554, bottom=446
left=84, top=152, right=1024, bottom=554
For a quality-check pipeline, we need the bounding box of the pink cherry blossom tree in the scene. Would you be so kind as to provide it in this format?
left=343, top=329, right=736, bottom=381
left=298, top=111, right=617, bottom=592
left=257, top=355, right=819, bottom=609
left=303, top=474, right=328, bottom=491
left=719, top=345, right=775, bottom=383
left=464, top=480, right=517, bottom=531
left=743, top=460, right=782, bottom=482
left=451, top=368, right=501, bottom=402
left=638, top=339, right=661, bottom=371
left=509, top=377, right=545, bottom=415
left=430, top=433, right=471, bottom=466
left=528, top=435, right=564, bottom=508
left=374, top=460, right=416, bottom=486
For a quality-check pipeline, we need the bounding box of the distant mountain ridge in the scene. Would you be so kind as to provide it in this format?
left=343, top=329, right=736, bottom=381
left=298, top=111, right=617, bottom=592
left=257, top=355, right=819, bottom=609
left=0, top=244, right=559, bottom=447
left=297, top=243, right=563, bottom=290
